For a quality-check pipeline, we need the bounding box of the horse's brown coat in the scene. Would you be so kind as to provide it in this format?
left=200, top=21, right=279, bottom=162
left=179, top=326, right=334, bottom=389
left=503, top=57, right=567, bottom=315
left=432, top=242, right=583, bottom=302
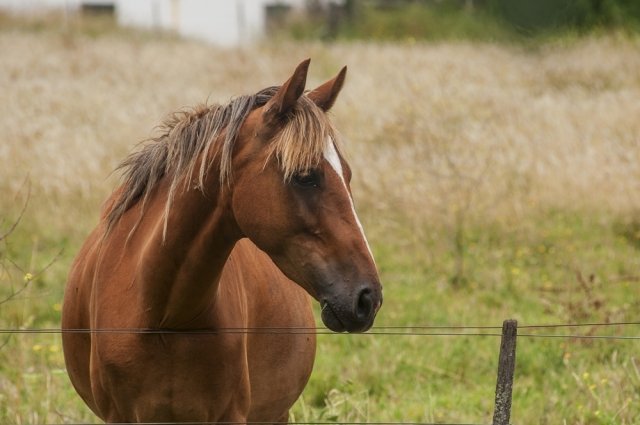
left=62, top=60, right=382, bottom=423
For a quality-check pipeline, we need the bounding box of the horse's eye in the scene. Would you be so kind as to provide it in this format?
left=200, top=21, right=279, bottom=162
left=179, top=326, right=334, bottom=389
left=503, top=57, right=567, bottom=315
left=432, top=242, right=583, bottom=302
left=292, top=170, right=320, bottom=188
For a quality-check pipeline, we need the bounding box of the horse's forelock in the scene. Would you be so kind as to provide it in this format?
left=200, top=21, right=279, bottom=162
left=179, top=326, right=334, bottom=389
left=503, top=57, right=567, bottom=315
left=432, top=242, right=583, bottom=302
left=266, top=96, right=341, bottom=182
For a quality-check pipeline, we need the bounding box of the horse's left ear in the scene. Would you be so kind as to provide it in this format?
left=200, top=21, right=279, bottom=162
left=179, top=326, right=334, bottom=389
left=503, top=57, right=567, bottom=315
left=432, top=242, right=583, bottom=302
left=307, top=66, right=347, bottom=112
left=263, top=59, right=310, bottom=124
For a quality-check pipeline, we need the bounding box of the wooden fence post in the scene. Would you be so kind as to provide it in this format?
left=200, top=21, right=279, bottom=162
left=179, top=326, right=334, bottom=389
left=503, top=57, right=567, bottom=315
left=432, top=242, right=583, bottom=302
left=492, top=319, right=518, bottom=425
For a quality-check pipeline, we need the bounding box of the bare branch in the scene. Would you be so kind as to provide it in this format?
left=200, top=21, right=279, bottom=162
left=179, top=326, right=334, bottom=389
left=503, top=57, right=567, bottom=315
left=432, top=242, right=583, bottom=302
left=0, top=179, right=61, bottom=317
left=0, top=179, right=31, bottom=242
left=0, top=248, right=63, bottom=307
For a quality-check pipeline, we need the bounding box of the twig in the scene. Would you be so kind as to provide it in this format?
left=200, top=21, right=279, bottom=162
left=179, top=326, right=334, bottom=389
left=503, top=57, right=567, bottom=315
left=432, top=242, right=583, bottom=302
left=0, top=179, right=31, bottom=242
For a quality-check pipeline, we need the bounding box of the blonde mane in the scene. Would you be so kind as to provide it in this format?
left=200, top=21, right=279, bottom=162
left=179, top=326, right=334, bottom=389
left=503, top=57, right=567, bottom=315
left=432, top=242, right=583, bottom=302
left=106, top=86, right=340, bottom=233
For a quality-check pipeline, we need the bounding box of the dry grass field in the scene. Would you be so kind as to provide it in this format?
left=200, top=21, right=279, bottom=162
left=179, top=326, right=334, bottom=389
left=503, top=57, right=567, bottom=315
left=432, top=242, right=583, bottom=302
left=2, top=24, right=640, bottom=236
left=1, top=15, right=639, bottom=424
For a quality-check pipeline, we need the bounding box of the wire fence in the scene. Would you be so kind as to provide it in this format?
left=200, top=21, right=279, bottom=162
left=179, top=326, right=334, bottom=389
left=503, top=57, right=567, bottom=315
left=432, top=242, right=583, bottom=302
left=0, top=320, right=638, bottom=339
left=2, top=320, right=639, bottom=425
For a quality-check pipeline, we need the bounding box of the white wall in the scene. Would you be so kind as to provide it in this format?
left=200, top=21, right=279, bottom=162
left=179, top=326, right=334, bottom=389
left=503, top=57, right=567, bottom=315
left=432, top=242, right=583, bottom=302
left=177, top=0, right=243, bottom=46
left=115, top=0, right=171, bottom=30
left=116, top=0, right=274, bottom=47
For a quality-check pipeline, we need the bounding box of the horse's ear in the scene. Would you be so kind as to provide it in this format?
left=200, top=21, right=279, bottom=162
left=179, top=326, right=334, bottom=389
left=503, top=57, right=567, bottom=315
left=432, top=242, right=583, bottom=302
left=307, top=66, right=347, bottom=112
left=263, top=59, right=310, bottom=124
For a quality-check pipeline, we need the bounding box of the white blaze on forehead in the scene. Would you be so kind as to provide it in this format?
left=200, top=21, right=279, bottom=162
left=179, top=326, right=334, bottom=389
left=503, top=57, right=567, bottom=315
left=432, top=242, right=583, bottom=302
left=323, top=139, right=376, bottom=265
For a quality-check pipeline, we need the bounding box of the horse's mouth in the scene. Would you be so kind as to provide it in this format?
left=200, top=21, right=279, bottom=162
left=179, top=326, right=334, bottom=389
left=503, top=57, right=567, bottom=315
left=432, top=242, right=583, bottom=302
left=320, top=301, right=347, bottom=333
left=320, top=299, right=377, bottom=333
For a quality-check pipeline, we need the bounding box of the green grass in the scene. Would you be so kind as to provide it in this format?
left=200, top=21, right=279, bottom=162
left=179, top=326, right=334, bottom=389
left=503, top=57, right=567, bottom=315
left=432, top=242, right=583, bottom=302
left=1, top=208, right=639, bottom=424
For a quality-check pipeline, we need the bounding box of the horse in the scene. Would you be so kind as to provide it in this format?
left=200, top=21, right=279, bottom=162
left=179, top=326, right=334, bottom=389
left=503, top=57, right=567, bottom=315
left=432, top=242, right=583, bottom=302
left=61, top=59, right=382, bottom=423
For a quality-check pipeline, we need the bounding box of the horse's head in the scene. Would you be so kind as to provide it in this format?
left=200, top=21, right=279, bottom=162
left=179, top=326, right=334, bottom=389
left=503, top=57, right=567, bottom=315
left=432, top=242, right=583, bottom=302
left=230, top=59, right=382, bottom=333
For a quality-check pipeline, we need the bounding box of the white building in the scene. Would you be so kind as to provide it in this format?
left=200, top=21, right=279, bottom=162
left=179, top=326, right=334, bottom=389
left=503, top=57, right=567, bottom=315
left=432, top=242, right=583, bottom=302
left=116, top=0, right=309, bottom=47
left=0, top=0, right=313, bottom=47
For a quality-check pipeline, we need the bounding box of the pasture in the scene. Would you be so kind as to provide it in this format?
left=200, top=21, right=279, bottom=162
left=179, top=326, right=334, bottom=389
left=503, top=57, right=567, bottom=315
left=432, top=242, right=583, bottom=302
left=1, top=15, right=640, bottom=424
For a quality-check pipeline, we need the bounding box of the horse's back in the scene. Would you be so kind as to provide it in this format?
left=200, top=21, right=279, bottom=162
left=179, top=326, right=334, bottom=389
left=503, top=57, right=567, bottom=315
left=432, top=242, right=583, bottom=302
left=221, top=239, right=316, bottom=421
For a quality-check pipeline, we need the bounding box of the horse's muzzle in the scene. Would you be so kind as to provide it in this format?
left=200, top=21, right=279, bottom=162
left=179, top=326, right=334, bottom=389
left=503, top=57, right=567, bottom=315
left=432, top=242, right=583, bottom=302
left=320, top=285, right=382, bottom=333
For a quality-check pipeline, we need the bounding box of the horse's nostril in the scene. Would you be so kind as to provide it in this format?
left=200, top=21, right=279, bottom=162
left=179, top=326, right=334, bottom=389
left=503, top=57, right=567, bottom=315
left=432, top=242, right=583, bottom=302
left=355, top=288, right=374, bottom=320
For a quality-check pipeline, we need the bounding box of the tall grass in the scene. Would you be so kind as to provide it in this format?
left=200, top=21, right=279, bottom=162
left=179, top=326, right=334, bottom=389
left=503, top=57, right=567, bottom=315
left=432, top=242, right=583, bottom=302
left=0, top=14, right=639, bottom=424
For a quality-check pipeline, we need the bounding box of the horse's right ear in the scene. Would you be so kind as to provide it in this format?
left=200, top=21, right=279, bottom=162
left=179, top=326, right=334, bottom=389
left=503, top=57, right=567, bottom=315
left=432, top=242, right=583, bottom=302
left=307, top=65, right=347, bottom=112
left=263, top=59, right=310, bottom=125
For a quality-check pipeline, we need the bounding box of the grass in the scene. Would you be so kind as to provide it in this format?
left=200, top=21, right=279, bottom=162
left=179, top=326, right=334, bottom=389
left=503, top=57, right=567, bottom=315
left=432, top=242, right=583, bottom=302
left=1, top=13, right=639, bottom=425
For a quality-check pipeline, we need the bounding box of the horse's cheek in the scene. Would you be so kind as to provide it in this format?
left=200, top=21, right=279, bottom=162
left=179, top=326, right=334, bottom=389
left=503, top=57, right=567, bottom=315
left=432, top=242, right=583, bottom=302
left=232, top=181, right=290, bottom=249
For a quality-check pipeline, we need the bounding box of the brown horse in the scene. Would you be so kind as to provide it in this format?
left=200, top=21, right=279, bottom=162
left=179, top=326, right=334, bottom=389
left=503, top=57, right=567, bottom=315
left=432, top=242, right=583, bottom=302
left=61, top=59, right=382, bottom=423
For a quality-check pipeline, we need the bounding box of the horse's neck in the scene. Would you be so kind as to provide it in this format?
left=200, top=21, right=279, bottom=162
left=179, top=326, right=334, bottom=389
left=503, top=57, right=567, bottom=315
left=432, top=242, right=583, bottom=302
left=129, top=180, right=240, bottom=329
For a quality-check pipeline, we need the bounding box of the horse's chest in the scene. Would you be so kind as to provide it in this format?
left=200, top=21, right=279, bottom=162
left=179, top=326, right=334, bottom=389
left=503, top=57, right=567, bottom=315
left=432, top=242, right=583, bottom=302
left=92, top=333, right=250, bottom=420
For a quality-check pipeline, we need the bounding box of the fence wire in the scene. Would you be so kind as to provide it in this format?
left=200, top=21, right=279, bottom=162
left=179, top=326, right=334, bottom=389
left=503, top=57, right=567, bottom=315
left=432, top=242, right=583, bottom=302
left=0, top=321, right=638, bottom=339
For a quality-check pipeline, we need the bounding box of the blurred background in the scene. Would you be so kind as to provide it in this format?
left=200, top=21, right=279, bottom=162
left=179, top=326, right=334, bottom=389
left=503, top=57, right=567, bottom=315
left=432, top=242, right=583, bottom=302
left=3, top=0, right=640, bottom=44
left=1, top=1, right=639, bottom=424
